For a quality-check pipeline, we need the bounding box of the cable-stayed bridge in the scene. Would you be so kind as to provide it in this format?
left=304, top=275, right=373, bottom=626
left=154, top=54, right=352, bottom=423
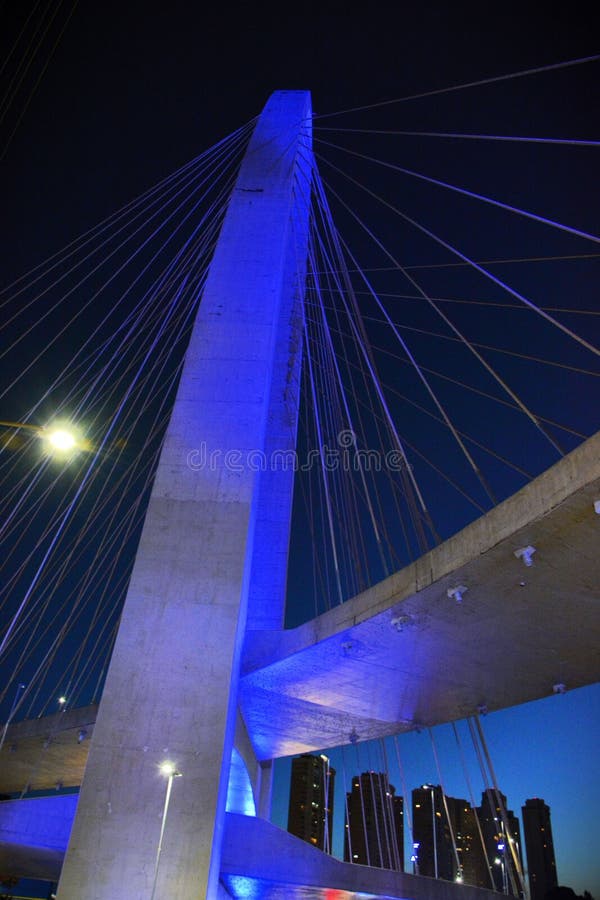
left=1, top=433, right=598, bottom=896
left=0, top=71, right=599, bottom=899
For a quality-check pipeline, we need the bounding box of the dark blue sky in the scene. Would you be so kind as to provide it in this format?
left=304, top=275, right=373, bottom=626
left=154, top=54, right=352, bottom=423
left=1, top=3, right=598, bottom=897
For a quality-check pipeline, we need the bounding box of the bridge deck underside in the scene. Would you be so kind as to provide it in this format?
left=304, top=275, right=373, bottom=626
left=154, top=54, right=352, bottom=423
left=239, top=432, right=600, bottom=758
left=0, top=707, right=96, bottom=794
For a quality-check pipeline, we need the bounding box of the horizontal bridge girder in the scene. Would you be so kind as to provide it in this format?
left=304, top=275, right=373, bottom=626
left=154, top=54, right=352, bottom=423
left=239, top=430, right=600, bottom=758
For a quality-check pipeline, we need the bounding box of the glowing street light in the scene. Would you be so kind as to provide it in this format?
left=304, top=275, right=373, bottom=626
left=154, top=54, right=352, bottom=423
left=45, top=427, right=77, bottom=452
left=0, top=418, right=90, bottom=458
left=41, top=422, right=90, bottom=458
left=150, top=761, right=182, bottom=900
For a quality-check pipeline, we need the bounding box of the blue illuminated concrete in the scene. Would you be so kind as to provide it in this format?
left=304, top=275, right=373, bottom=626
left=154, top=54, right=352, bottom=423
left=1, top=84, right=596, bottom=891
left=239, top=430, right=600, bottom=757
left=56, top=91, right=312, bottom=900
left=0, top=795, right=76, bottom=880
left=0, top=800, right=501, bottom=900
left=220, top=813, right=498, bottom=900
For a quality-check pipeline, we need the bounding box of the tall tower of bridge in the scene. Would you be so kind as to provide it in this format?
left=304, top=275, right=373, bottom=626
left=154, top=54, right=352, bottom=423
left=57, top=90, right=312, bottom=900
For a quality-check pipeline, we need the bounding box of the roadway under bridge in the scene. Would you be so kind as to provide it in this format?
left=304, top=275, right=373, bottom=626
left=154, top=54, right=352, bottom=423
left=1, top=430, right=599, bottom=894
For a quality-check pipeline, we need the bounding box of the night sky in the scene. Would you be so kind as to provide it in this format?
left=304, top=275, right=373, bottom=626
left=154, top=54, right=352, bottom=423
left=1, top=2, right=599, bottom=897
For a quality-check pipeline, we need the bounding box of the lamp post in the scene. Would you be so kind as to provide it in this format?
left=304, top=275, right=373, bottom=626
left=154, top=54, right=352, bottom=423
left=150, top=761, right=182, bottom=900
left=0, top=419, right=89, bottom=456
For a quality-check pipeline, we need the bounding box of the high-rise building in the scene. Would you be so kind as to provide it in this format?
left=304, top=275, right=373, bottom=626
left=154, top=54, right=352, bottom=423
left=344, top=772, right=404, bottom=870
left=447, top=796, right=488, bottom=888
left=477, top=789, right=524, bottom=896
left=412, top=784, right=455, bottom=880
left=413, top=786, right=489, bottom=884
left=522, top=798, right=558, bottom=900
left=287, top=753, right=335, bottom=852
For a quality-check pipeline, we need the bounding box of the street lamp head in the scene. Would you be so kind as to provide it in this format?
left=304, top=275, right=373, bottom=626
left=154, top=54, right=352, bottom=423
left=47, top=428, right=76, bottom=451
left=41, top=421, right=82, bottom=458
left=159, top=761, right=182, bottom=778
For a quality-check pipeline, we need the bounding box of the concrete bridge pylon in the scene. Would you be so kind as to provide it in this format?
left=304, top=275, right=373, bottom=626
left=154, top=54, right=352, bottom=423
left=56, top=90, right=312, bottom=900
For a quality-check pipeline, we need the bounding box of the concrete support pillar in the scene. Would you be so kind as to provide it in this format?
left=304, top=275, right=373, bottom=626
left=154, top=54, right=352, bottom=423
left=257, top=759, right=274, bottom=820
left=57, top=90, right=312, bottom=899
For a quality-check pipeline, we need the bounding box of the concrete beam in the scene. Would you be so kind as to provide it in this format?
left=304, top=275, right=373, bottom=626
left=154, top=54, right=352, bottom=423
left=221, top=812, right=501, bottom=900
left=0, top=705, right=96, bottom=795
left=239, top=431, right=600, bottom=757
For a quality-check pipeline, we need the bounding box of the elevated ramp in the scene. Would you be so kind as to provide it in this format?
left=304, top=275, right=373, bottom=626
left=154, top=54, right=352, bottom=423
left=0, top=705, right=95, bottom=794
left=221, top=812, right=500, bottom=899
left=0, top=799, right=501, bottom=900
left=240, top=432, right=600, bottom=757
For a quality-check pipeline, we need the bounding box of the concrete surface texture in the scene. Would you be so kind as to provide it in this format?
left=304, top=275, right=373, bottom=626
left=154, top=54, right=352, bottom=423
left=55, top=90, right=313, bottom=900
